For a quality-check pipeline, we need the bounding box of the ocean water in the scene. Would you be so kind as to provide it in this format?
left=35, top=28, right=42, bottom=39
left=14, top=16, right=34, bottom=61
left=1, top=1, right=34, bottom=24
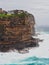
left=0, top=30, right=49, bottom=65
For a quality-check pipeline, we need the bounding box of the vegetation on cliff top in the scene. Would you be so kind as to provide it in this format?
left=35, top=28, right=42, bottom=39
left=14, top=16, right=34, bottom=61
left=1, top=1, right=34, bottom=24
left=0, top=12, right=26, bottom=19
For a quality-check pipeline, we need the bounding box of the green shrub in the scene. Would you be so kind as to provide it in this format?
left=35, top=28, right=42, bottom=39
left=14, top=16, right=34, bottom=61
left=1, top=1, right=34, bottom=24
left=0, top=12, right=26, bottom=19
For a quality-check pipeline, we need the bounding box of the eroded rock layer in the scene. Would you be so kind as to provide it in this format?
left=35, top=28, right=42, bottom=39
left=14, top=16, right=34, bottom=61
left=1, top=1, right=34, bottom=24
left=0, top=9, right=39, bottom=52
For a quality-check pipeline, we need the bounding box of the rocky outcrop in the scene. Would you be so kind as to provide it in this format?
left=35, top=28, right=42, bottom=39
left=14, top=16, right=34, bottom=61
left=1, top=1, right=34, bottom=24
left=0, top=9, right=39, bottom=52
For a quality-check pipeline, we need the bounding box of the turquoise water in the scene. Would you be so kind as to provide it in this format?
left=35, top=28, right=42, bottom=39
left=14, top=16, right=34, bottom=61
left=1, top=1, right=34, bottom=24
left=20, top=56, right=49, bottom=65
left=0, top=56, right=49, bottom=65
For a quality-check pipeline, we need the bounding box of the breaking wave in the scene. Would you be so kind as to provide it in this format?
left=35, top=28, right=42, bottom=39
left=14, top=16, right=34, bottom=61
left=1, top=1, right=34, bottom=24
left=0, top=31, right=49, bottom=65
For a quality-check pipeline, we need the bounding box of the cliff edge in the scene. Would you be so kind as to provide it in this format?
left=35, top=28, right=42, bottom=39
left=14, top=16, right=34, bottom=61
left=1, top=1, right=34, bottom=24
left=0, top=9, right=39, bottom=52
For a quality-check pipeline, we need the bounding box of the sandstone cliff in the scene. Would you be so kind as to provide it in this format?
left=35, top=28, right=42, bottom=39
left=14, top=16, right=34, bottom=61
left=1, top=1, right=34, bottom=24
left=0, top=9, right=38, bottom=52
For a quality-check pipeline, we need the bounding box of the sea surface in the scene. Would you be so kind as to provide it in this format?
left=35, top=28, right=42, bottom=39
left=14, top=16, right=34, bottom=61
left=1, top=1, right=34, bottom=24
left=0, top=27, right=49, bottom=65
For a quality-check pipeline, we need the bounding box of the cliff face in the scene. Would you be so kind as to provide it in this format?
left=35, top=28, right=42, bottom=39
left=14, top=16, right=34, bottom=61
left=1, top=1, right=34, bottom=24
left=0, top=9, right=38, bottom=52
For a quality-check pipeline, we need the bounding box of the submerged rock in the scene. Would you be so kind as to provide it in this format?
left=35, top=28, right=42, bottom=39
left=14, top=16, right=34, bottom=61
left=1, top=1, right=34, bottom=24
left=0, top=9, right=39, bottom=52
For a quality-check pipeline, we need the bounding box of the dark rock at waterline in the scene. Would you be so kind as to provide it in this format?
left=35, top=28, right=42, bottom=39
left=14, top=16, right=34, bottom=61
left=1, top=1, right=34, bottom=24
left=0, top=38, right=39, bottom=52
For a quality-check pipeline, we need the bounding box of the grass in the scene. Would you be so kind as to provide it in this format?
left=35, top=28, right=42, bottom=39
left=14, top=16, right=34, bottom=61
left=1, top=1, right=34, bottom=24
left=0, top=12, right=26, bottom=19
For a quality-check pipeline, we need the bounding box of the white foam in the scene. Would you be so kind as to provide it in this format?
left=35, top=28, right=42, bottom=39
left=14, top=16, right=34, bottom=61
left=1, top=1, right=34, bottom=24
left=0, top=32, right=49, bottom=64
